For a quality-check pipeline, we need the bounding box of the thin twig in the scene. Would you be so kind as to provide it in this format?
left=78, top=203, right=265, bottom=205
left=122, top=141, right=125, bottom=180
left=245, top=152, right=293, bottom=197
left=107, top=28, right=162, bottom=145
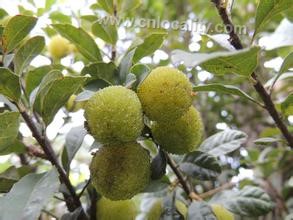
left=78, top=178, right=91, bottom=198
left=41, top=209, right=59, bottom=219
left=200, top=182, right=236, bottom=199
left=164, top=152, right=202, bottom=201
left=15, top=103, right=87, bottom=218
left=211, top=0, right=293, bottom=148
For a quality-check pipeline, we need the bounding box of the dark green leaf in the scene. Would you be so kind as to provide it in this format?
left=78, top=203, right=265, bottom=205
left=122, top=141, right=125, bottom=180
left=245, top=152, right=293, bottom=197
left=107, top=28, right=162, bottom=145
left=254, top=0, right=293, bottom=38
left=200, top=130, right=247, bottom=157
left=0, top=9, right=8, bottom=19
left=0, top=112, right=19, bottom=151
left=33, top=70, right=87, bottom=125
left=81, top=61, right=118, bottom=85
left=133, top=33, right=167, bottom=63
left=2, top=15, right=37, bottom=53
left=14, top=36, right=45, bottom=75
left=0, top=139, right=26, bottom=156
left=151, top=150, right=167, bottom=180
left=0, top=168, right=59, bottom=220
left=92, top=21, right=117, bottom=45
left=52, top=24, right=102, bottom=61
left=180, top=151, right=221, bottom=180
left=0, top=67, right=21, bottom=101
left=193, top=84, right=262, bottom=106
left=209, top=186, right=273, bottom=216
left=25, top=64, right=63, bottom=95
left=172, top=47, right=260, bottom=76
left=49, top=11, right=71, bottom=24
left=188, top=201, right=217, bottom=220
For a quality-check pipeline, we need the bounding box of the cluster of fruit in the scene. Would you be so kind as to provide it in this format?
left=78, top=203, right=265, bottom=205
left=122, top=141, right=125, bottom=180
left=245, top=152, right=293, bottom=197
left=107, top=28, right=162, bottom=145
left=84, top=66, right=203, bottom=201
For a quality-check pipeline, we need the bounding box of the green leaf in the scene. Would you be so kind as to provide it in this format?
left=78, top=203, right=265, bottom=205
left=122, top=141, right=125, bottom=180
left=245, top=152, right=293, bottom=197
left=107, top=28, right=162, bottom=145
left=270, top=52, right=293, bottom=89
left=62, top=126, right=87, bottom=173
left=14, top=36, right=45, bottom=75
left=133, top=33, right=167, bottom=63
left=150, top=150, right=166, bottom=180
left=254, top=0, right=293, bottom=38
left=0, top=67, right=21, bottom=101
left=143, top=175, right=170, bottom=193
left=98, top=0, right=114, bottom=14
left=0, top=168, right=60, bottom=220
left=0, top=139, right=26, bottom=156
left=180, top=151, right=221, bottom=180
left=0, top=165, right=32, bottom=193
left=52, top=24, right=102, bottom=61
left=25, top=64, right=63, bottom=95
left=0, top=112, right=19, bottom=151
left=81, top=61, right=118, bottom=85
left=188, top=202, right=217, bottom=220
left=119, top=49, right=136, bottom=83
left=281, top=93, right=293, bottom=116
left=33, top=70, right=87, bottom=125
left=172, top=47, right=260, bottom=76
left=92, top=20, right=117, bottom=45
left=193, top=84, right=262, bottom=106
left=210, top=186, right=273, bottom=216
left=118, top=0, right=142, bottom=13
left=49, top=11, right=71, bottom=24
left=0, top=9, right=8, bottom=19
left=200, top=130, right=248, bottom=157
left=2, top=15, right=37, bottom=53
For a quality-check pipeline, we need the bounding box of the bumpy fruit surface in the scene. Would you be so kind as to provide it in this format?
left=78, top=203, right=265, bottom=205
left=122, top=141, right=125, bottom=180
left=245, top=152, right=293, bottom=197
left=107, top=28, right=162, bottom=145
left=85, top=86, right=144, bottom=144
left=146, top=199, right=187, bottom=220
left=137, top=66, right=192, bottom=122
left=48, top=35, right=71, bottom=59
left=152, top=106, right=203, bottom=154
left=90, top=143, right=151, bottom=200
left=96, top=197, right=137, bottom=220
left=211, top=204, right=234, bottom=220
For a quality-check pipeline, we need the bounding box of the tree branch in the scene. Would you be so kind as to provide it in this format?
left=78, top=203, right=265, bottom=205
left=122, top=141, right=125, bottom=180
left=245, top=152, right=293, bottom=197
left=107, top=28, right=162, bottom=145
left=211, top=0, right=293, bottom=148
left=16, top=103, right=87, bottom=218
left=164, top=152, right=202, bottom=201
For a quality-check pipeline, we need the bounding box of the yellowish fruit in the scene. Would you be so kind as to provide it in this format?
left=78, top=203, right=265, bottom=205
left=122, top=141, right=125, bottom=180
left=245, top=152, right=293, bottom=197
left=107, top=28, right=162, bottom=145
left=48, top=35, right=71, bottom=59
left=84, top=86, right=144, bottom=144
left=146, top=199, right=187, bottom=220
left=211, top=204, right=234, bottom=220
left=90, top=143, right=151, bottom=200
left=152, top=106, right=203, bottom=154
left=137, top=66, right=192, bottom=122
left=96, top=197, right=137, bottom=220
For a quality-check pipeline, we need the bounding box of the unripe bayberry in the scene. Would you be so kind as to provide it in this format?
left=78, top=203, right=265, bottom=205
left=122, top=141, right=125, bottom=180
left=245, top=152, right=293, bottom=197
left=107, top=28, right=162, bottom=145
left=90, top=143, right=151, bottom=200
left=84, top=86, right=144, bottom=144
left=152, top=106, right=203, bottom=154
left=137, top=66, right=192, bottom=122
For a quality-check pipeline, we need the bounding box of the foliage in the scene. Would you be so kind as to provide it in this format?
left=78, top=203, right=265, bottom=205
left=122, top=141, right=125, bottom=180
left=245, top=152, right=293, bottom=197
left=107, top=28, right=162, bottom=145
left=0, top=0, right=292, bottom=219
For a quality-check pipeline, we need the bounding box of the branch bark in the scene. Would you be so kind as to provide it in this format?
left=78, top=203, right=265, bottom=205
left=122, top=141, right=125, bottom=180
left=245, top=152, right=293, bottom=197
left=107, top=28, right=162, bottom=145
left=200, top=182, right=235, bottom=199
left=16, top=103, right=87, bottom=218
left=211, top=0, right=293, bottom=148
left=164, top=152, right=202, bottom=201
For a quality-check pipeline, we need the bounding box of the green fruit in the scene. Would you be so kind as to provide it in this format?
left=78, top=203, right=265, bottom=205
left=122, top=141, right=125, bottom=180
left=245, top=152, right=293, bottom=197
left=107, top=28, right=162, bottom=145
left=137, top=66, right=192, bottom=122
left=146, top=199, right=187, bottom=220
left=48, top=35, right=71, bottom=59
left=152, top=106, right=203, bottom=154
left=90, top=143, right=151, bottom=200
left=96, top=197, right=137, bottom=220
left=211, top=204, right=234, bottom=220
left=85, top=86, right=144, bottom=144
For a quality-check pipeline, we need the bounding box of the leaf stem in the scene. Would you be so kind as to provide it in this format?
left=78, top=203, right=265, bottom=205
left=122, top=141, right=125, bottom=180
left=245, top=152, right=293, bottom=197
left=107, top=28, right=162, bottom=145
left=211, top=0, right=293, bottom=148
